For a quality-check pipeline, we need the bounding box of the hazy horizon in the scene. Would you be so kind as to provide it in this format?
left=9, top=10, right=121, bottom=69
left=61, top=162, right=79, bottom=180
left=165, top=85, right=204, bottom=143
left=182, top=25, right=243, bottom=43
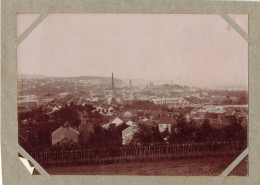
left=17, top=14, right=248, bottom=89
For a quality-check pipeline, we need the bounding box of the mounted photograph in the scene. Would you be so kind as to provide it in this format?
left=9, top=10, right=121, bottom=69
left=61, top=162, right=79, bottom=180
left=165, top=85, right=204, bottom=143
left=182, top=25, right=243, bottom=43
left=17, top=14, right=248, bottom=176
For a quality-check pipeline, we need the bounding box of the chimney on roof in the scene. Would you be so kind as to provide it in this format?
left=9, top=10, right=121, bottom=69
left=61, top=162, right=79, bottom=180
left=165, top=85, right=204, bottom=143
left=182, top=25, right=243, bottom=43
left=112, top=73, right=114, bottom=89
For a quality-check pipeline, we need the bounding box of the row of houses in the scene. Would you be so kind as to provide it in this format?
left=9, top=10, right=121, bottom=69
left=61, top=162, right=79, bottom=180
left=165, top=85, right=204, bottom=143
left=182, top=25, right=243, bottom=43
left=151, top=97, right=191, bottom=108
left=51, top=103, right=248, bottom=147
left=190, top=105, right=248, bottom=129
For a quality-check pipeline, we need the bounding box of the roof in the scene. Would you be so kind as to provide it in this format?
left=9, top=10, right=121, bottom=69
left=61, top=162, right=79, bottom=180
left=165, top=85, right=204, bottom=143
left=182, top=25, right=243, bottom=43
left=219, top=115, right=238, bottom=124
left=123, top=111, right=133, bottom=117
left=210, top=123, right=231, bottom=129
left=191, top=112, right=205, bottom=119
left=159, top=116, right=177, bottom=125
left=126, top=120, right=134, bottom=126
left=204, top=113, right=219, bottom=120
left=240, top=118, right=248, bottom=128
left=191, top=118, right=204, bottom=127
left=142, top=117, right=149, bottom=122
left=102, top=123, right=110, bottom=129
left=112, top=117, right=123, bottom=125
left=52, top=126, right=80, bottom=136
left=137, top=120, right=158, bottom=127
left=234, top=112, right=248, bottom=119
left=122, top=125, right=138, bottom=136
left=225, top=109, right=235, bottom=115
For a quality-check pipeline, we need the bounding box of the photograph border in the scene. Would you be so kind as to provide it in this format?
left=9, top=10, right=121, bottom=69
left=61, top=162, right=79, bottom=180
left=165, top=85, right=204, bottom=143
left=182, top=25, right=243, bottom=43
left=2, top=0, right=260, bottom=184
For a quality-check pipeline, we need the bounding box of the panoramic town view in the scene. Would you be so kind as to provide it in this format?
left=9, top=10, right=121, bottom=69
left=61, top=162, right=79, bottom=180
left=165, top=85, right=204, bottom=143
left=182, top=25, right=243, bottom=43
left=17, top=14, right=248, bottom=175
left=18, top=73, right=248, bottom=175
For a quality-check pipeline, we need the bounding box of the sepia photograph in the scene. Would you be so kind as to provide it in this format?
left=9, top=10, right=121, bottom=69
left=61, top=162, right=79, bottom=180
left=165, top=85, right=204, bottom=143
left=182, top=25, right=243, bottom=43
left=17, top=14, right=248, bottom=176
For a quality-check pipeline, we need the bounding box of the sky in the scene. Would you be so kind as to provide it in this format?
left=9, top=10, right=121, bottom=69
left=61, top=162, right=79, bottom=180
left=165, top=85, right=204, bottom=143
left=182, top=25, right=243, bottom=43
left=17, top=14, right=248, bottom=88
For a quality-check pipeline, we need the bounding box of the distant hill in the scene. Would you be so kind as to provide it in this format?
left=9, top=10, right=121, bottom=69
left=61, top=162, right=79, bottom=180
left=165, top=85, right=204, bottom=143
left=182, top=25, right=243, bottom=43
left=18, top=74, right=48, bottom=79
left=161, top=84, right=186, bottom=89
left=19, top=74, right=126, bottom=87
left=75, top=76, right=125, bottom=87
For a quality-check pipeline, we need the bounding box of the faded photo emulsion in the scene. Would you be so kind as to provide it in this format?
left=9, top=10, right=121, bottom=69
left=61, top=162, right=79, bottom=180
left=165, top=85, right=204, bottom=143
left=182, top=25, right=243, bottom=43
left=17, top=14, right=248, bottom=175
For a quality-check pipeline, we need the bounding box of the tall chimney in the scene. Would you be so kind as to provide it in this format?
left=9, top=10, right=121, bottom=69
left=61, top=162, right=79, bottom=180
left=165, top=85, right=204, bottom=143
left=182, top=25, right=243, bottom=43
left=130, top=79, right=132, bottom=88
left=74, top=79, right=77, bottom=94
left=112, top=73, right=114, bottom=89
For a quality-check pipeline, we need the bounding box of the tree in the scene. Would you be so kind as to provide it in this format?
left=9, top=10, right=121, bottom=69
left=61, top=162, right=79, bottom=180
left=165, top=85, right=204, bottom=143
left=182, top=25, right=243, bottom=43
left=131, top=124, right=163, bottom=145
left=169, top=114, right=199, bottom=143
left=197, top=119, right=212, bottom=142
left=238, top=95, right=248, bottom=105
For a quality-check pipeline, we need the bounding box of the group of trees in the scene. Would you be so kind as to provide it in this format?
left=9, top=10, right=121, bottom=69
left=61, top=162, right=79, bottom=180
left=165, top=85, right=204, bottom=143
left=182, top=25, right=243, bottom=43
left=80, top=123, right=129, bottom=148
left=131, top=114, right=247, bottom=145
left=18, top=103, right=110, bottom=151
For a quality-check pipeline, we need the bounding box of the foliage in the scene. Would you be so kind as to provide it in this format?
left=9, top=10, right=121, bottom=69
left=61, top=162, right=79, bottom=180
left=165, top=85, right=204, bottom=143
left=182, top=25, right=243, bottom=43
left=86, top=123, right=128, bottom=148
left=131, top=124, right=164, bottom=145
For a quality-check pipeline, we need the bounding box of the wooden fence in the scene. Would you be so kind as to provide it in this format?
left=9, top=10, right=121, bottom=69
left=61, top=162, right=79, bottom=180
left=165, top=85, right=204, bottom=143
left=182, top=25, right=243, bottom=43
left=29, top=142, right=245, bottom=167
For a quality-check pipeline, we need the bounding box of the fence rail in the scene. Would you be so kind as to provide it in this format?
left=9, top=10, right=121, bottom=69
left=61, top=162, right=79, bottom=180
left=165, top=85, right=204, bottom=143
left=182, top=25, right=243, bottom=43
left=29, top=142, right=245, bottom=167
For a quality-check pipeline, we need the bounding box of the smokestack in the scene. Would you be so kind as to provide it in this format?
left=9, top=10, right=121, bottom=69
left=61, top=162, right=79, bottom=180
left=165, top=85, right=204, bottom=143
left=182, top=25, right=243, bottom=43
left=74, top=79, right=77, bottom=94
left=130, top=79, right=132, bottom=88
left=112, top=73, right=114, bottom=89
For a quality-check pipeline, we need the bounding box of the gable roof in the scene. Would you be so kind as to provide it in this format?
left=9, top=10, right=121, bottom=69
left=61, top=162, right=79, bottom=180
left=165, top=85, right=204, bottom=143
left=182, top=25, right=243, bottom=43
left=142, top=117, right=149, bottom=122
left=112, top=117, right=123, bottom=125
left=159, top=116, right=177, bottom=125
left=219, top=115, right=237, bottom=124
left=205, top=113, right=219, bottom=120
left=191, top=118, right=204, bottom=127
left=52, top=126, right=80, bottom=136
left=123, top=111, right=133, bottom=117
left=191, top=112, right=206, bottom=119
left=122, top=125, right=138, bottom=136
left=126, top=120, right=134, bottom=126
left=234, top=112, right=248, bottom=119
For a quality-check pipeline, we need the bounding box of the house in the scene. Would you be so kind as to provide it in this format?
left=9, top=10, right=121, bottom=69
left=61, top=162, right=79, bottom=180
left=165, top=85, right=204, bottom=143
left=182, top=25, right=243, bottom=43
left=107, top=96, right=113, bottom=104
left=141, top=117, right=149, bottom=122
left=219, top=115, right=238, bottom=124
left=158, top=116, right=177, bottom=133
left=225, top=108, right=236, bottom=116
left=107, top=106, right=114, bottom=115
left=51, top=123, right=80, bottom=146
left=204, top=112, right=219, bottom=125
left=240, top=118, right=248, bottom=129
left=112, top=117, right=124, bottom=126
left=102, top=117, right=124, bottom=129
left=122, top=111, right=133, bottom=118
left=122, top=125, right=138, bottom=145
left=211, top=115, right=238, bottom=129
left=126, top=120, right=134, bottom=126
left=234, top=111, right=248, bottom=120
left=190, top=112, right=206, bottom=120
left=191, top=118, right=204, bottom=127
left=46, top=104, right=61, bottom=114
left=95, top=106, right=107, bottom=114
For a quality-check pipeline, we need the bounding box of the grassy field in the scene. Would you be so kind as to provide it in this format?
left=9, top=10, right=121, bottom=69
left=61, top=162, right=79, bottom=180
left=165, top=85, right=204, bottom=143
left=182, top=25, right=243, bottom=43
left=42, top=156, right=247, bottom=176
left=228, top=156, right=248, bottom=176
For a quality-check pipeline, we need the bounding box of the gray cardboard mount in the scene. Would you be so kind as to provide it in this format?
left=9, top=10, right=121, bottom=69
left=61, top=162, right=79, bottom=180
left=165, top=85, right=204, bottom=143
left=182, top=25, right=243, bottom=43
left=1, top=0, right=260, bottom=185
